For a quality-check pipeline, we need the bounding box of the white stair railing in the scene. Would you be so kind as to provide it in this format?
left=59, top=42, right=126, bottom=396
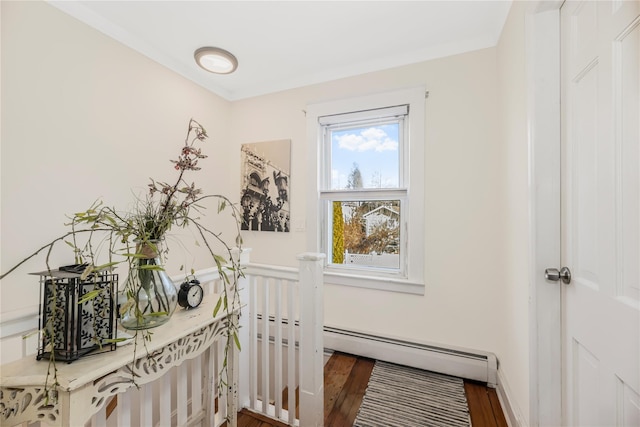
left=0, top=250, right=326, bottom=427
left=240, top=253, right=325, bottom=427
left=297, top=253, right=325, bottom=426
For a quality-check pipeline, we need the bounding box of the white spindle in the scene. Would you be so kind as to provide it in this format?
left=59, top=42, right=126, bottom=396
left=177, top=362, right=188, bottom=425
left=159, top=369, right=172, bottom=426
left=216, top=336, right=227, bottom=424
left=116, top=388, right=132, bottom=427
left=227, top=316, right=239, bottom=427
left=236, top=248, right=251, bottom=412
left=140, top=383, right=153, bottom=426
left=260, top=277, right=270, bottom=413
left=91, top=402, right=107, bottom=427
left=191, top=356, right=203, bottom=418
left=287, top=278, right=296, bottom=425
left=249, top=275, right=258, bottom=410
left=20, top=338, right=28, bottom=361
left=203, top=346, right=214, bottom=427
left=274, top=279, right=283, bottom=419
left=297, top=253, right=325, bottom=427
left=202, top=346, right=220, bottom=426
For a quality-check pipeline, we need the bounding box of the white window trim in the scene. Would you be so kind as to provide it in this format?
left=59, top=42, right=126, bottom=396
left=306, top=87, right=426, bottom=294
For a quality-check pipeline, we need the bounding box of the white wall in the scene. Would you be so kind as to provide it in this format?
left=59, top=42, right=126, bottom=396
left=230, top=49, right=507, bottom=351
left=496, top=1, right=531, bottom=424
left=1, top=0, right=532, bottom=422
left=0, top=1, right=233, bottom=332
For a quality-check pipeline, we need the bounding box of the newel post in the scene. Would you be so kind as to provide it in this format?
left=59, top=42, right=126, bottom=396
left=229, top=247, right=252, bottom=425
left=297, top=252, right=325, bottom=427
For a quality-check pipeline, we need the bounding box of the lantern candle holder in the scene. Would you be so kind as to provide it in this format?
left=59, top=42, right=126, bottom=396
left=32, top=267, right=118, bottom=363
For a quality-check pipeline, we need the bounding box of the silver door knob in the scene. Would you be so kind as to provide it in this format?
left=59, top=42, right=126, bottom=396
left=545, top=267, right=571, bottom=284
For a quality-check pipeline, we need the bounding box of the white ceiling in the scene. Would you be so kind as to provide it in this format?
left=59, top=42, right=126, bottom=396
left=49, top=1, right=512, bottom=101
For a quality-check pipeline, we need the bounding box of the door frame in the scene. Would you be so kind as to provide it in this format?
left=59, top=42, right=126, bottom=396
left=526, top=1, right=563, bottom=426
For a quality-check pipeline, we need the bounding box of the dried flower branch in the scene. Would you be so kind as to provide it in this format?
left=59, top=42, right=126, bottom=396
left=1, top=118, right=244, bottom=407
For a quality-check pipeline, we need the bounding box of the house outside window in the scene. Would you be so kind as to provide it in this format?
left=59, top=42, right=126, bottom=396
left=306, top=87, right=426, bottom=294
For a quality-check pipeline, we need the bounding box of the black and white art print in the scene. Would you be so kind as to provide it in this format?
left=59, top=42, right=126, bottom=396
left=240, top=139, right=291, bottom=232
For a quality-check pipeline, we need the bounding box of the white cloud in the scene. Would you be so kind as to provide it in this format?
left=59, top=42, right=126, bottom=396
left=336, top=127, right=398, bottom=152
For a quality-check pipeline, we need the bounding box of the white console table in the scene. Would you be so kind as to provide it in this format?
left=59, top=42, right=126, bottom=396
left=0, top=293, right=238, bottom=427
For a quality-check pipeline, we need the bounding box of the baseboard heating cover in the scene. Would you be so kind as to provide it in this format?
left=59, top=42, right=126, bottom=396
left=323, top=326, right=497, bottom=387
left=254, top=316, right=497, bottom=387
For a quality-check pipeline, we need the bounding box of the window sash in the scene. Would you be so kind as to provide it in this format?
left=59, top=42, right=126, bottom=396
left=321, top=195, right=407, bottom=277
left=319, top=188, right=407, bottom=201
left=317, top=105, right=408, bottom=126
left=319, top=106, right=409, bottom=277
left=320, top=108, right=407, bottom=191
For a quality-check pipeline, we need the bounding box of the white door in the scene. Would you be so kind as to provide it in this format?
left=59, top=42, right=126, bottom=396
left=561, top=1, right=640, bottom=425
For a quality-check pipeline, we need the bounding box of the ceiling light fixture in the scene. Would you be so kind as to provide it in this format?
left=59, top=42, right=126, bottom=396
left=194, top=47, right=238, bottom=74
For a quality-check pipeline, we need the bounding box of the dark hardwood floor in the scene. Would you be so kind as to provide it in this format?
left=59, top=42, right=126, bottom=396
left=235, top=351, right=508, bottom=427
left=464, top=380, right=509, bottom=427
left=324, top=353, right=375, bottom=426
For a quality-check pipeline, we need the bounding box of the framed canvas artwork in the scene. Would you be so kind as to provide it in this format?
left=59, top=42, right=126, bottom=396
left=240, top=139, right=291, bottom=232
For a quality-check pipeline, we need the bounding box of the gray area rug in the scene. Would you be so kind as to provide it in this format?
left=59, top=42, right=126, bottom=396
left=353, top=361, right=471, bottom=427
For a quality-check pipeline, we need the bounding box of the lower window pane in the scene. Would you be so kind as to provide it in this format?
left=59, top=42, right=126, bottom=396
left=330, top=200, right=400, bottom=270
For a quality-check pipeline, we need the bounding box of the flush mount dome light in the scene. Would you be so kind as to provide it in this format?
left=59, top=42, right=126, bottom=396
left=194, top=47, right=238, bottom=74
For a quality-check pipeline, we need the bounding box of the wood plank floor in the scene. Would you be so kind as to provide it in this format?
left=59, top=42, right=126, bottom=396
left=236, top=352, right=508, bottom=427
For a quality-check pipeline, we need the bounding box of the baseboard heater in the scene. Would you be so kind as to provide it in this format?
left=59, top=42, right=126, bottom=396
left=323, top=326, right=498, bottom=387
left=255, top=315, right=497, bottom=387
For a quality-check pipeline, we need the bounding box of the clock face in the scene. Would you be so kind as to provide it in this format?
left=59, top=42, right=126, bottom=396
left=187, top=284, right=203, bottom=308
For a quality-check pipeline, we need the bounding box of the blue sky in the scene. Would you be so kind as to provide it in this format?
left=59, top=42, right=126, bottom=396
left=330, top=123, right=399, bottom=189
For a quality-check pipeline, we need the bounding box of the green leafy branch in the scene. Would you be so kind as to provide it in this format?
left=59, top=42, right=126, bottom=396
left=4, top=119, right=245, bottom=405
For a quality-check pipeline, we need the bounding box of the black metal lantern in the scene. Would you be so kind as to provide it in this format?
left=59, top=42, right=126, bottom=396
left=32, top=266, right=118, bottom=363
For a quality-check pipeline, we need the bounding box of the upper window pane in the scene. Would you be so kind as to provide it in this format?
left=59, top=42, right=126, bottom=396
left=329, top=122, right=400, bottom=190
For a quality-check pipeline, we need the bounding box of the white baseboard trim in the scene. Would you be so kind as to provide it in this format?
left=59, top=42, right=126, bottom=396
left=497, top=368, right=527, bottom=427
left=323, top=326, right=498, bottom=386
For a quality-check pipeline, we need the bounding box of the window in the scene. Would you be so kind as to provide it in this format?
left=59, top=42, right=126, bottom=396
left=321, top=106, right=406, bottom=272
left=306, top=88, right=425, bottom=294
